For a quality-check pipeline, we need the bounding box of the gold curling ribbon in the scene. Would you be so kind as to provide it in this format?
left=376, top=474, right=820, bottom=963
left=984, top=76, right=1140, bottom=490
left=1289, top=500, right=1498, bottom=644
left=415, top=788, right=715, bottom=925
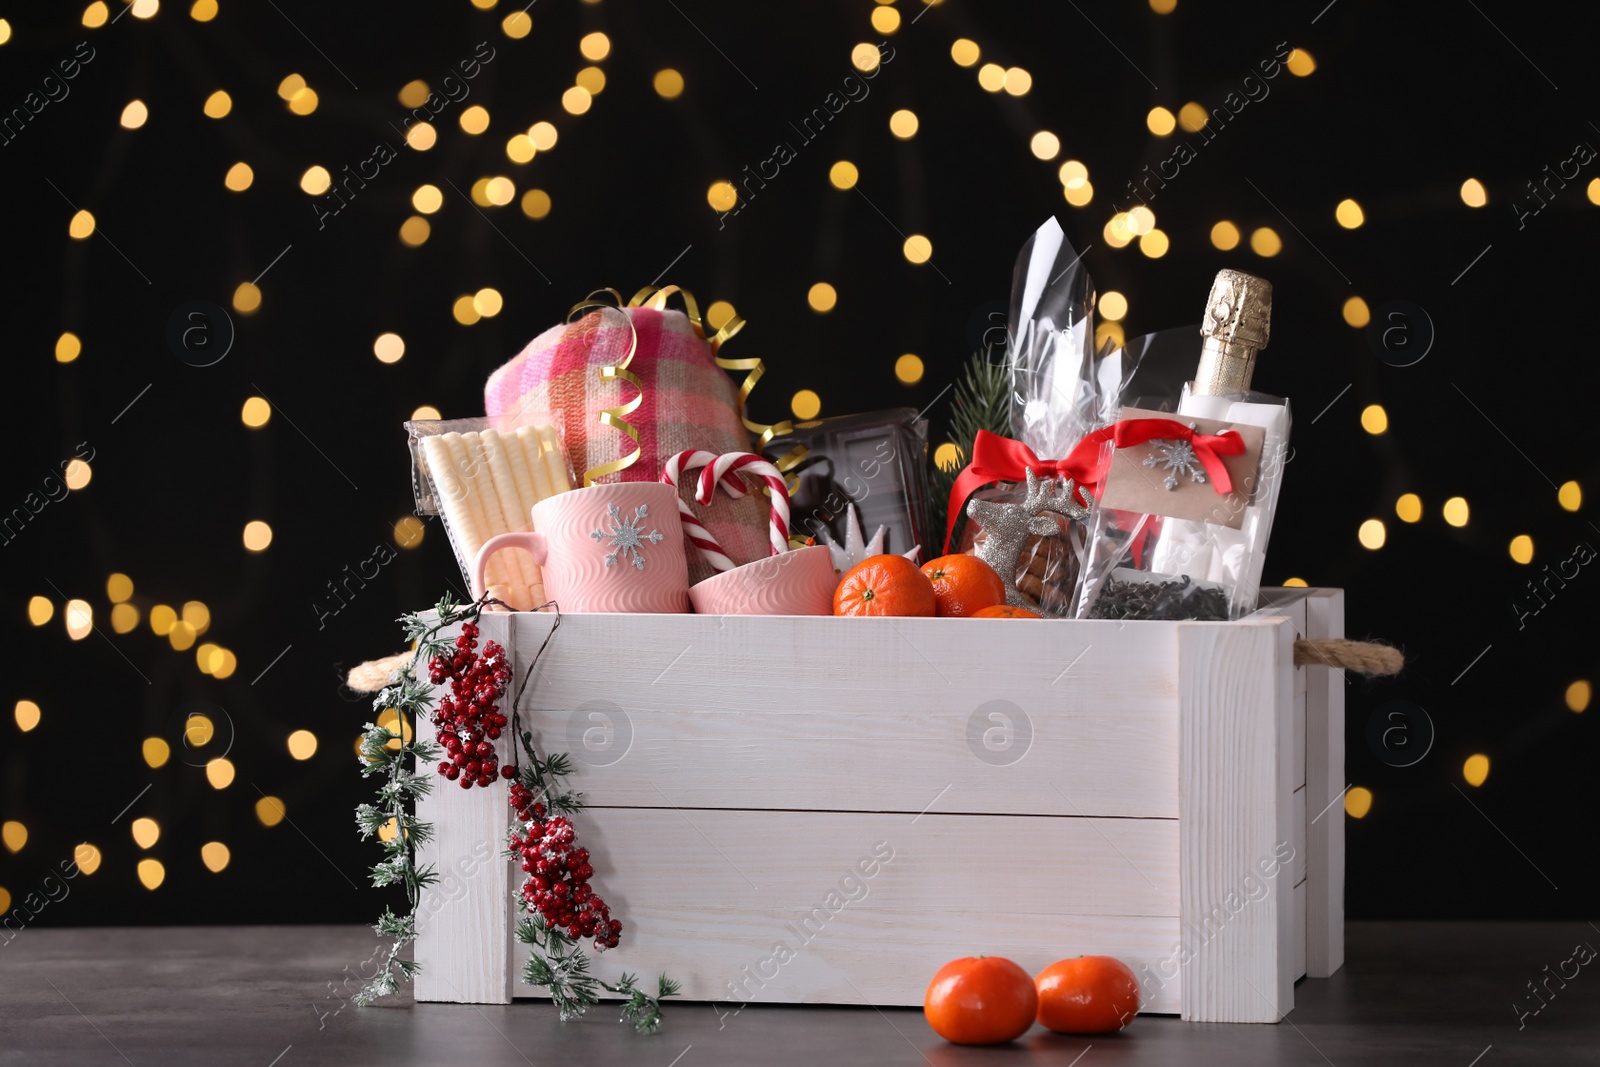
left=569, top=283, right=810, bottom=488
left=626, top=285, right=810, bottom=487
left=569, top=290, right=644, bottom=487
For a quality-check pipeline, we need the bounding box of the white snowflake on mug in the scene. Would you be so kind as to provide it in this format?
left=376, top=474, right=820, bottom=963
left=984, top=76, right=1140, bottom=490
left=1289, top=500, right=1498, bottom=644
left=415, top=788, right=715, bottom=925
left=1144, top=428, right=1207, bottom=491
left=590, top=503, right=666, bottom=570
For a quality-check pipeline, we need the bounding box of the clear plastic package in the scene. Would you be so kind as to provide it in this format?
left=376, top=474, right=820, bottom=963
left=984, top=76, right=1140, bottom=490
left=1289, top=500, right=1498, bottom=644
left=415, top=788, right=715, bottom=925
left=405, top=417, right=575, bottom=611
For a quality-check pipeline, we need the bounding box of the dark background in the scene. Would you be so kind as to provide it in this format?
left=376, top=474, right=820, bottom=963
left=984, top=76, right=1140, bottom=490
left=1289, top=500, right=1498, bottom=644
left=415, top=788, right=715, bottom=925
left=2, top=0, right=1595, bottom=927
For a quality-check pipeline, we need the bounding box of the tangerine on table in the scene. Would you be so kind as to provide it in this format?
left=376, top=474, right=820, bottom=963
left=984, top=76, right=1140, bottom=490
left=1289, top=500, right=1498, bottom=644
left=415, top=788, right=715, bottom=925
left=833, top=555, right=937, bottom=616
left=921, top=554, right=1006, bottom=617
left=970, top=604, right=1041, bottom=618
left=1035, top=955, right=1142, bottom=1034
left=924, top=955, right=1039, bottom=1045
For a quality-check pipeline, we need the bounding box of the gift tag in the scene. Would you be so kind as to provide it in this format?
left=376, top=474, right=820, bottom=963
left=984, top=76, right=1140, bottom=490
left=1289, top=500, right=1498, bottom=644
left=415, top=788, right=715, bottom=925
left=1096, top=407, right=1266, bottom=530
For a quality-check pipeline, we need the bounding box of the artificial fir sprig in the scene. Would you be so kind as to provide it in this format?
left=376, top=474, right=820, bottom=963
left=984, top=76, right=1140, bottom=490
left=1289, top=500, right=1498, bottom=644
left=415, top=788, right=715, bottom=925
left=353, top=591, right=483, bottom=1006
left=927, top=348, right=1014, bottom=545
left=516, top=915, right=680, bottom=1033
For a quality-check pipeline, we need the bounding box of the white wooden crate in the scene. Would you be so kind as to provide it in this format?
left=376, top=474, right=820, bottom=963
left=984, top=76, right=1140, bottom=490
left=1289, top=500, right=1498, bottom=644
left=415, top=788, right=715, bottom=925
left=414, top=588, right=1345, bottom=1023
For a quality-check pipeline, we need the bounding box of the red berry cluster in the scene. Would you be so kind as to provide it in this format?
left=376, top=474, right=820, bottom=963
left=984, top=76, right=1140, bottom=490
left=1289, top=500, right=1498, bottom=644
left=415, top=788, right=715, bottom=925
left=510, top=781, right=622, bottom=949
left=429, top=622, right=517, bottom=789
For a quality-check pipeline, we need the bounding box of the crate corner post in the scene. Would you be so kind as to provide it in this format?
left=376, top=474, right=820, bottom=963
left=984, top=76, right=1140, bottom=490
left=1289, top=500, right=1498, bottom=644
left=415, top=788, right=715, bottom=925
left=1177, top=614, right=1297, bottom=1023
left=1303, top=588, right=1347, bottom=979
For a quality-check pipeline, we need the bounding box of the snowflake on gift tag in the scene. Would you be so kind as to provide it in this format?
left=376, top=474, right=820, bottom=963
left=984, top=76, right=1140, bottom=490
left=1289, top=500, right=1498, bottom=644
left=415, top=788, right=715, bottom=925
left=1144, top=425, right=1207, bottom=491
left=590, top=503, right=665, bottom=570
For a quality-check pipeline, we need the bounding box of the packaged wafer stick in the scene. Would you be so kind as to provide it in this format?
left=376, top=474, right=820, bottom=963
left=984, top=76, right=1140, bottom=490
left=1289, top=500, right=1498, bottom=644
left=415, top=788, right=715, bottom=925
left=405, top=417, right=576, bottom=611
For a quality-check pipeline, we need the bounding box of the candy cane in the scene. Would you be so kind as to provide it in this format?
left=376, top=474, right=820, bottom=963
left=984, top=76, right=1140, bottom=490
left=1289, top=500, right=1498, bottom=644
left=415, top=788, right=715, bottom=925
left=661, top=451, right=738, bottom=573
left=693, top=453, right=790, bottom=557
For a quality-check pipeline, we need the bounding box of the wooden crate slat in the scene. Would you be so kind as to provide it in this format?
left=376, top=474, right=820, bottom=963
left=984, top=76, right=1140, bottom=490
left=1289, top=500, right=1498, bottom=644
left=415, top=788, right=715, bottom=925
left=1303, top=589, right=1347, bottom=979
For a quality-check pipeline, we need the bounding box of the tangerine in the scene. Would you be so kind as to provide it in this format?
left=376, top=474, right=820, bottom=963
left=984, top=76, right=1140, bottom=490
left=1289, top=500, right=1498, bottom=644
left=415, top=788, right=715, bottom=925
left=833, top=555, right=937, bottom=617
left=921, top=554, right=1006, bottom=617
left=925, top=955, right=1039, bottom=1045
left=1035, top=955, right=1142, bottom=1034
left=970, top=604, right=1042, bottom=619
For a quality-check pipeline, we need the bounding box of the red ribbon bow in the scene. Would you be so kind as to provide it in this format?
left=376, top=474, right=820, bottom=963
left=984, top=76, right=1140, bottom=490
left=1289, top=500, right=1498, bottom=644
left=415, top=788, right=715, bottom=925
left=944, top=421, right=1247, bottom=553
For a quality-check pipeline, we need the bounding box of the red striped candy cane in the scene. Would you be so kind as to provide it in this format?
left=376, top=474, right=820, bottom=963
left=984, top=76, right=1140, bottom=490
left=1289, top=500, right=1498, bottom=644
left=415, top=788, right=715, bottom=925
left=694, top=453, right=790, bottom=557
left=660, top=451, right=736, bottom=572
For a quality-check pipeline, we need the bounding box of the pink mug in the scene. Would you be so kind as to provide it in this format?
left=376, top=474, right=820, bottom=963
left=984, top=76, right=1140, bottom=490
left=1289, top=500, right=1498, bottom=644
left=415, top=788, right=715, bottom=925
left=689, top=544, right=837, bottom=616
left=473, top=483, right=690, bottom=613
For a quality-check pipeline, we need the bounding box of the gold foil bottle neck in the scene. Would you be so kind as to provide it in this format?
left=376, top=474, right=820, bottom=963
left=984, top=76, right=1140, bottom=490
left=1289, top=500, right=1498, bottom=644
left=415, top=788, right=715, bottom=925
left=1195, top=269, right=1272, bottom=395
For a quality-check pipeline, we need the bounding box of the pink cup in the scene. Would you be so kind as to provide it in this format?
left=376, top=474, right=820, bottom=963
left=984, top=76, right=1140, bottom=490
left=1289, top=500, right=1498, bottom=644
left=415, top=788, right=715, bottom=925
left=473, top=483, right=690, bottom=613
left=688, top=544, right=837, bottom=616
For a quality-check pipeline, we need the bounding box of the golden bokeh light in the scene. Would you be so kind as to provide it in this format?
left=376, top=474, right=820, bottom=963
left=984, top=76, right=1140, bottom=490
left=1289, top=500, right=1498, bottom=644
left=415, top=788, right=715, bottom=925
left=1178, top=102, right=1207, bottom=131
left=529, top=121, right=558, bottom=150
left=287, top=88, right=318, bottom=115
left=1146, top=107, right=1175, bottom=136
left=707, top=181, right=737, bottom=212
left=1282, top=577, right=1308, bottom=588
left=398, top=80, right=428, bottom=108
left=1557, top=480, right=1581, bottom=511
left=406, top=122, right=437, bottom=150
left=579, top=31, right=610, bottom=60
left=1063, top=181, right=1094, bottom=207
left=851, top=43, right=882, bottom=72
left=1058, top=160, right=1088, bottom=188
left=412, top=186, right=441, bottom=214
left=577, top=66, right=606, bottom=95
left=1343, top=296, right=1371, bottom=327
left=14, top=700, right=41, bottom=732
left=203, top=90, right=231, bottom=118
left=190, top=0, right=218, bottom=19
left=64, top=459, right=91, bottom=490
left=1360, top=404, right=1387, bottom=434
left=74, top=843, right=101, bottom=875
left=1286, top=48, right=1316, bottom=76
left=1095, top=321, right=1125, bottom=351
left=206, top=757, right=236, bottom=789
left=1139, top=229, right=1170, bottom=258
left=521, top=189, right=552, bottom=219
left=871, top=5, right=900, bottom=32
left=889, top=109, right=919, bottom=139
left=27, top=597, right=53, bottom=626
left=1103, top=213, right=1134, bottom=249
left=399, top=216, right=431, bottom=246
left=149, top=604, right=177, bottom=636
left=977, top=63, right=1005, bottom=92
left=288, top=729, right=318, bottom=760
left=484, top=176, right=515, bottom=206
left=1210, top=220, right=1240, bottom=251
left=654, top=69, right=684, bottom=98
left=1395, top=493, right=1423, bottom=523
left=1566, top=680, right=1591, bottom=713
left=277, top=73, right=305, bottom=100
left=1508, top=535, right=1534, bottom=564
left=950, top=39, right=980, bottom=67
left=1335, top=198, right=1364, bottom=229
left=201, top=842, right=230, bottom=873
left=1462, top=754, right=1490, bottom=787
left=56, top=332, right=82, bottom=363
left=829, top=160, right=858, bottom=189
left=505, top=134, right=536, bottom=163
left=791, top=390, right=822, bottom=421
left=474, top=287, right=504, bottom=316
left=1126, top=205, right=1155, bottom=235
left=107, top=573, right=133, bottom=602
left=1250, top=227, right=1282, bottom=257
left=65, top=599, right=94, bottom=640
left=1150, top=0, right=1178, bottom=11
left=137, top=859, right=165, bottom=890
left=706, top=301, right=736, bottom=330
left=1357, top=519, right=1386, bottom=550
left=902, top=234, right=933, bottom=264
left=1003, top=68, right=1033, bottom=96
left=459, top=105, right=490, bottom=134
left=453, top=295, right=481, bottom=325
left=168, top=620, right=197, bottom=652
left=1442, top=496, right=1469, bottom=527
left=224, top=162, right=253, bottom=191
left=1, top=822, right=26, bottom=853
left=255, top=796, right=286, bottom=827
left=69, top=209, right=96, bottom=239
left=933, top=442, right=962, bottom=472
left=84, top=3, right=109, bottom=27
left=1460, top=178, right=1487, bottom=207
left=502, top=11, right=531, bottom=38
left=412, top=405, right=441, bottom=421
left=120, top=99, right=149, bottom=128
left=374, top=332, right=405, bottom=364
left=895, top=354, right=924, bottom=385
left=243, top=519, right=273, bottom=551
left=394, top=516, right=426, bottom=549
left=241, top=396, right=270, bottom=428
left=181, top=600, right=209, bottom=635
left=143, top=737, right=171, bottom=768
left=300, top=165, right=331, bottom=195
left=561, top=86, right=592, bottom=115
left=131, top=817, right=160, bottom=849
left=807, top=282, right=837, bottom=313
left=1030, top=131, right=1060, bottom=160
left=1344, top=787, right=1373, bottom=819
left=232, top=281, right=261, bottom=313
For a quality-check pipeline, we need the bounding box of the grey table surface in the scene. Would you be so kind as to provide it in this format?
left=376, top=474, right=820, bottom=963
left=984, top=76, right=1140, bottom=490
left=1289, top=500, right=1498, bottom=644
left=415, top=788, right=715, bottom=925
left=1, top=922, right=1595, bottom=1066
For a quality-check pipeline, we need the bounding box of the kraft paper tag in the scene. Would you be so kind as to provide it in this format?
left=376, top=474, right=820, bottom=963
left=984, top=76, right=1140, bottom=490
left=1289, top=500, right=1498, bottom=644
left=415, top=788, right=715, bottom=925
left=1096, top=407, right=1266, bottom=530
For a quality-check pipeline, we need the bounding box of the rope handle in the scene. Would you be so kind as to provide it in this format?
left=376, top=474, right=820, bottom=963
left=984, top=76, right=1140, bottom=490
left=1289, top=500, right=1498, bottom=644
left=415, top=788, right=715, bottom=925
left=1293, top=638, right=1402, bottom=676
